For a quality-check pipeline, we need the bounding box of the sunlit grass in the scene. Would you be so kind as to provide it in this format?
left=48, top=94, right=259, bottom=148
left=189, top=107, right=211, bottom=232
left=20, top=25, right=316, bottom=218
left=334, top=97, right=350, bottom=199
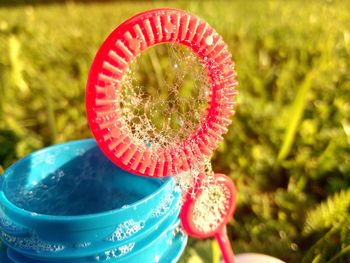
left=0, top=1, right=349, bottom=262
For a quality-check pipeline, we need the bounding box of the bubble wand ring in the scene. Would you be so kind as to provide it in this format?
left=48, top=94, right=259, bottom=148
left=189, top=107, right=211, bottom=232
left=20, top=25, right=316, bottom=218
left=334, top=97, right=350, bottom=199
left=86, top=8, right=238, bottom=177
left=180, top=173, right=237, bottom=263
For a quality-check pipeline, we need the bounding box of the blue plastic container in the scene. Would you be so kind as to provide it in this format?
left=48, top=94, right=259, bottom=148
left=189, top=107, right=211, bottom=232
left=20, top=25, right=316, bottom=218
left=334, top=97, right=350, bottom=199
left=0, top=139, right=187, bottom=262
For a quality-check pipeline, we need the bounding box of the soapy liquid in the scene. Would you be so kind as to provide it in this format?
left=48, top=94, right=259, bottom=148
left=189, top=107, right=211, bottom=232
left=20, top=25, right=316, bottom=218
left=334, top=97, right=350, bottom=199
left=3, top=142, right=162, bottom=216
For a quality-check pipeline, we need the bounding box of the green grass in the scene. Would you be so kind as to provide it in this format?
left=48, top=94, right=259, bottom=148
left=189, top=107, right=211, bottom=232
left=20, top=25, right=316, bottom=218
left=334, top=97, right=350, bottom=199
left=0, top=1, right=350, bottom=262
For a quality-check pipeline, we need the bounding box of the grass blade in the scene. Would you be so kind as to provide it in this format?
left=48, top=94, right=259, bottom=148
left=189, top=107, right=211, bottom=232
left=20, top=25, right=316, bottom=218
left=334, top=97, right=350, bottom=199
left=277, top=71, right=314, bottom=162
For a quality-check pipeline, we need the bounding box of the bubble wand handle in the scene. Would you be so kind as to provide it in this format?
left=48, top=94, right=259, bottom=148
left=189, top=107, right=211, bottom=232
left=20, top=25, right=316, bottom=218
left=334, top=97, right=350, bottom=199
left=215, top=226, right=235, bottom=263
left=180, top=173, right=237, bottom=263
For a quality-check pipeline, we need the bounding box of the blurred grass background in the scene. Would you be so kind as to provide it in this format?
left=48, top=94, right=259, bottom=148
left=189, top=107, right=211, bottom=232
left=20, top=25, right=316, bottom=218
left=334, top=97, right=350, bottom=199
left=0, top=0, right=349, bottom=262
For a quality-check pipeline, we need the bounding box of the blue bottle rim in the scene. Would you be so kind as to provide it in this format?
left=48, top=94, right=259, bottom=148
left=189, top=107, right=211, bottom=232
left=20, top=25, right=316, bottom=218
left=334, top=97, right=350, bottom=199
left=0, top=139, right=175, bottom=231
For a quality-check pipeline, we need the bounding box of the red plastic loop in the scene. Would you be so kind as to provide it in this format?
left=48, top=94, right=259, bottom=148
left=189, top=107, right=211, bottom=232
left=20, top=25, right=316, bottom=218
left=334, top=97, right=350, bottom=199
left=180, top=173, right=237, bottom=238
left=86, top=8, right=238, bottom=177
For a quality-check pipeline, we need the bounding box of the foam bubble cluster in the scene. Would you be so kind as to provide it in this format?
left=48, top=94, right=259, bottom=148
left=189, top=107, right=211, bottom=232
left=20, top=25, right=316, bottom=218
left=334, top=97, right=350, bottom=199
left=94, top=243, right=135, bottom=261
left=1, top=232, right=65, bottom=253
left=151, top=189, right=175, bottom=218
left=119, top=43, right=209, bottom=150
left=106, top=219, right=145, bottom=242
left=192, top=183, right=230, bottom=233
left=118, top=43, right=233, bottom=231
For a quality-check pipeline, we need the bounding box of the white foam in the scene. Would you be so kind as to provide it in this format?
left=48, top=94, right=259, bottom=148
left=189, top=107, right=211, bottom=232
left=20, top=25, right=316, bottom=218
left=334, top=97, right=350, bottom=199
left=1, top=232, right=65, bottom=252
left=106, top=219, right=145, bottom=242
